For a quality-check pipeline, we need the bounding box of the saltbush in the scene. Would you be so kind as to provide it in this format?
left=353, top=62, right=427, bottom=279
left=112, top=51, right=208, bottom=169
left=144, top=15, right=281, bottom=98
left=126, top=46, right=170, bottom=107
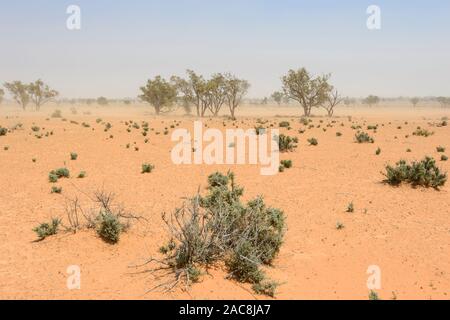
left=383, top=156, right=447, bottom=188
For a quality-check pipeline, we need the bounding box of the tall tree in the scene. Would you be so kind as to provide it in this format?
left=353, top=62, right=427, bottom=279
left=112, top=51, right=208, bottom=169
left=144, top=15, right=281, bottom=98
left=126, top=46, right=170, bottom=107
left=362, top=95, right=380, bottom=107
left=281, top=68, right=331, bottom=117
left=322, top=88, right=342, bottom=117
left=27, top=79, right=59, bottom=110
left=410, top=97, right=420, bottom=107
left=97, top=97, right=109, bottom=105
left=206, top=73, right=227, bottom=116
left=4, top=81, right=30, bottom=110
left=223, top=74, right=250, bottom=120
left=139, top=75, right=177, bottom=115
left=271, top=91, right=284, bottom=105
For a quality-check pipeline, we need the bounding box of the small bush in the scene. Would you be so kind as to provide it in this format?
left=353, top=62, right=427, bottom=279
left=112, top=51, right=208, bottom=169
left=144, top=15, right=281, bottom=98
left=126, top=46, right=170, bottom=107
left=70, top=152, right=78, bottom=160
left=254, top=126, right=266, bottom=135
left=155, top=172, right=285, bottom=296
left=346, top=202, right=354, bottom=213
left=77, top=171, right=86, bottom=178
left=441, top=155, right=448, bottom=161
left=436, top=146, right=446, bottom=153
left=280, top=160, right=292, bottom=169
left=413, top=128, right=433, bottom=137
left=369, top=290, right=380, bottom=300
left=307, top=137, right=318, bottom=146
left=49, top=168, right=70, bottom=181
left=51, top=109, right=62, bottom=118
left=33, top=218, right=60, bottom=240
left=252, top=280, right=279, bottom=298
left=355, top=132, right=374, bottom=143
left=276, top=134, right=298, bottom=152
left=51, top=186, right=62, bottom=194
left=0, top=127, right=7, bottom=136
left=141, top=163, right=155, bottom=173
left=279, top=121, right=290, bottom=128
left=383, top=156, right=447, bottom=188
left=96, top=211, right=124, bottom=244
left=375, top=147, right=381, bottom=155
left=336, top=221, right=344, bottom=230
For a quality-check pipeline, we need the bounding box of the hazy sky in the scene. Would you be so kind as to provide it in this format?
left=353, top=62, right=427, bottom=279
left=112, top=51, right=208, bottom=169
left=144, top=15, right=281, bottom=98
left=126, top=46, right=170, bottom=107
left=1, top=0, right=449, bottom=98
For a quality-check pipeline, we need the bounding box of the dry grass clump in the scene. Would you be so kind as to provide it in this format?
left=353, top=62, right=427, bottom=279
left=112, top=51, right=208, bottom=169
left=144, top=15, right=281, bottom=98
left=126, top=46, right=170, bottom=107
left=147, top=172, right=285, bottom=296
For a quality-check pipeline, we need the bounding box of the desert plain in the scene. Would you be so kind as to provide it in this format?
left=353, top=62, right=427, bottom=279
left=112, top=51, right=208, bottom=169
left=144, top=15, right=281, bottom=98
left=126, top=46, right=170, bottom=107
left=0, top=103, right=449, bottom=300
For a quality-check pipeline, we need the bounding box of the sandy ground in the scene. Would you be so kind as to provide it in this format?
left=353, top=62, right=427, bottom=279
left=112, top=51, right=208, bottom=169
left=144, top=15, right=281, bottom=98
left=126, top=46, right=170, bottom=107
left=0, top=103, right=449, bottom=300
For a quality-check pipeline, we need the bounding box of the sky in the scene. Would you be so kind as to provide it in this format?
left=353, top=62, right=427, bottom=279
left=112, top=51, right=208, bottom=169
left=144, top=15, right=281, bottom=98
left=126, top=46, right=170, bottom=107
left=1, top=0, right=449, bottom=99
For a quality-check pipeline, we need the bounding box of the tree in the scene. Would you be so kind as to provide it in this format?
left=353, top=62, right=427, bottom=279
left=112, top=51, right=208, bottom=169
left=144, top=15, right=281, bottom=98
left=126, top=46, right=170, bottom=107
left=271, top=91, right=284, bottom=105
left=362, top=95, right=380, bottom=107
left=4, top=81, right=30, bottom=110
left=139, top=75, right=177, bottom=115
left=205, top=73, right=227, bottom=116
left=322, top=88, right=343, bottom=117
left=223, top=74, right=250, bottom=120
left=343, top=97, right=355, bottom=106
left=0, top=88, right=4, bottom=104
left=410, top=97, right=420, bottom=107
left=27, top=79, right=59, bottom=110
left=436, top=97, right=450, bottom=108
left=97, top=97, right=109, bottom=105
left=281, top=68, right=331, bottom=117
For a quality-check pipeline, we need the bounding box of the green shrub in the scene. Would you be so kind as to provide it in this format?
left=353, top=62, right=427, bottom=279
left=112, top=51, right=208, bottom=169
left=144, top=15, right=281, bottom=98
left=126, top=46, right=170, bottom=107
left=51, top=186, right=62, bottom=194
left=0, top=127, right=7, bottom=136
left=383, top=156, right=447, bottom=188
left=49, top=173, right=58, bottom=183
left=336, top=221, right=345, bottom=230
left=70, top=152, right=78, bottom=160
left=436, top=146, right=446, bottom=153
left=441, top=155, right=448, bottom=161
left=31, top=126, right=40, bottom=132
left=375, top=147, right=381, bottom=155
left=355, top=131, right=374, bottom=143
left=77, top=171, right=86, bottom=178
left=33, top=218, right=60, bottom=240
left=279, top=121, right=290, bottom=128
left=280, top=160, right=292, bottom=169
left=141, top=163, right=155, bottom=173
left=157, top=172, right=285, bottom=296
left=49, top=168, right=70, bottom=180
left=307, top=137, right=318, bottom=146
left=346, top=202, right=354, bottom=213
left=413, top=128, right=433, bottom=137
left=96, top=211, right=124, bottom=244
left=276, top=134, right=298, bottom=152
left=369, top=290, right=380, bottom=300
left=252, top=280, right=279, bottom=298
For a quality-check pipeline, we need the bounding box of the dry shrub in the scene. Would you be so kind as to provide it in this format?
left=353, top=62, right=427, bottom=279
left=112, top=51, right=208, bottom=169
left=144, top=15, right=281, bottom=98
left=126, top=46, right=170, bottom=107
left=146, top=172, right=285, bottom=296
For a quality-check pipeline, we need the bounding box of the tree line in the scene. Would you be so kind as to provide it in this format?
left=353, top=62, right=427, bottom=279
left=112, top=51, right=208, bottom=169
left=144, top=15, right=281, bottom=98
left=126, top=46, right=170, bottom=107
left=2, top=68, right=449, bottom=116
left=1, top=80, right=59, bottom=110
